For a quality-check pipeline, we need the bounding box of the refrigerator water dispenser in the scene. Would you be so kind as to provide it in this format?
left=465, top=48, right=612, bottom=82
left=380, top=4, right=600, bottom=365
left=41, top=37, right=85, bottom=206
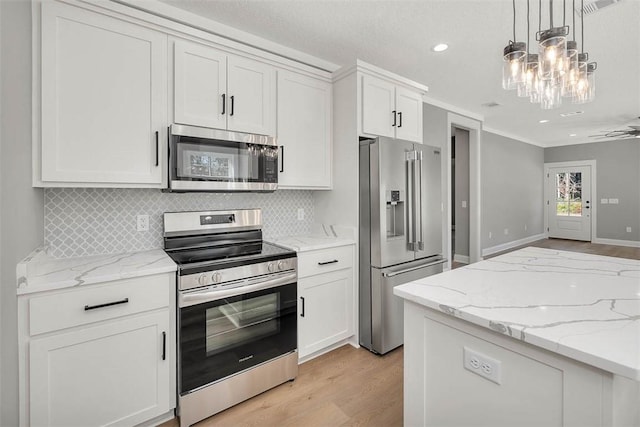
left=386, top=190, right=405, bottom=239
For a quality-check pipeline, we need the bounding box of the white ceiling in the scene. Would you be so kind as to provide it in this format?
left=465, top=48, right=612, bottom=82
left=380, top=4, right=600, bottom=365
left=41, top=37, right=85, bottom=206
left=158, top=0, right=640, bottom=147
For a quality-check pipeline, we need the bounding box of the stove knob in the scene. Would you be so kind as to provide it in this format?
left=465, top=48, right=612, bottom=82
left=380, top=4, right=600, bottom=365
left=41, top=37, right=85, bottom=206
left=211, top=272, right=222, bottom=283
left=267, top=262, right=275, bottom=273
left=197, top=274, right=208, bottom=286
left=277, top=260, right=287, bottom=271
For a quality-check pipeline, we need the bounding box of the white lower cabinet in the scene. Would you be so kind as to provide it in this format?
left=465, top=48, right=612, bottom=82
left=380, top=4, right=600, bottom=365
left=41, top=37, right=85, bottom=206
left=296, top=245, right=355, bottom=360
left=19, top=273, right=176, bottom=427
left=30, top=311, right=170, bottom=427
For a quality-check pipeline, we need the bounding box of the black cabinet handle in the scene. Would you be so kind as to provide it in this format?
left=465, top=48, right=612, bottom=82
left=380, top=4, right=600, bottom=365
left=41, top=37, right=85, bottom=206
left=155, top=131, right=159, bottom=166
left=162, top=331, right=166, bottom=361
left=392, top=110, right=397, bottom=127
left=280, top=146, right=284, bottom=173
left=84, top=298, right=129, bottom=311
left=398, top=112, right=403, bottom=128
left=230, top=95, right=235, bottom=116
left=300, top=296, right=305, bottom=317
left=221, top=94, right=226, bottom=115
left=318, top=259, right=338, bottom=266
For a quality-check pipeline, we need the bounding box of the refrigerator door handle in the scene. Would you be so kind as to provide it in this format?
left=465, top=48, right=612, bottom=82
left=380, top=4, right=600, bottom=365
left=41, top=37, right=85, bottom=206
left=382, top=258, right=447, bottom=277
left=416, top=150, right=424, bottom=251
left=405, top=151, right=415, bottom=250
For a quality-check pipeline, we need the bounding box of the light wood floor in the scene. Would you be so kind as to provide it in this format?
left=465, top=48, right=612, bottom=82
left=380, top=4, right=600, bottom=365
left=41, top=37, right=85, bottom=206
left=161, top=344, right=403, bottom=427
left=162, top=238, right=638, bottom=427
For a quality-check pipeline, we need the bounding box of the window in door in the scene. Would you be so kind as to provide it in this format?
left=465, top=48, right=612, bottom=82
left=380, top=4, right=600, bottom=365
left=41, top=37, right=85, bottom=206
left=555, top=172, right=583, bottom=217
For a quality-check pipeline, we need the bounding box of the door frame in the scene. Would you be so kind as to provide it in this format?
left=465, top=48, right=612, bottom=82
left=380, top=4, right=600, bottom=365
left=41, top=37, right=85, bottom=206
left=544, top=160, right=597, bottom=242
left=446, top=113, right=481, bottom=269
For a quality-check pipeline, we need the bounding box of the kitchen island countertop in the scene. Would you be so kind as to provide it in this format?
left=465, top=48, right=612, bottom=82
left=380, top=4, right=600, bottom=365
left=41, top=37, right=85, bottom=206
left=395, top=246, right=640, bottom=380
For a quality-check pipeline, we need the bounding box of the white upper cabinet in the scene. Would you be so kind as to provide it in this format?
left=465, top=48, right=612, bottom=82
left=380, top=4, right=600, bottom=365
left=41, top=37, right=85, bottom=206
left=174, top=41, right=227, bottom=130
left=276, top=70, right=332, bottom=189
left=38, top=1, right=167, bottom=186
left=173, top=39, right=276, bottom=136
left=361, top=73, right=424, bottom=143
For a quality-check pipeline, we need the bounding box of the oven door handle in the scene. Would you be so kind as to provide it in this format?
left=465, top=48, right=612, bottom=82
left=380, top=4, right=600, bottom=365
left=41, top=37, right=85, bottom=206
left=178, top=271, right=297, bottom=308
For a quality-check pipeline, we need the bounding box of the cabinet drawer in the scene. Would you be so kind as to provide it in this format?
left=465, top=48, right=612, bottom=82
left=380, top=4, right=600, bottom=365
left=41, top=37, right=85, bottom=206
left=298, top=245, right=353, bottom=278
left=29, top=274, right=172, bottom=336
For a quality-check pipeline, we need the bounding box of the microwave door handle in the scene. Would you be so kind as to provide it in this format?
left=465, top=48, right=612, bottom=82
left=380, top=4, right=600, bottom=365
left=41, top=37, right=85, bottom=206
left=406, top=153, right=414, bottom=251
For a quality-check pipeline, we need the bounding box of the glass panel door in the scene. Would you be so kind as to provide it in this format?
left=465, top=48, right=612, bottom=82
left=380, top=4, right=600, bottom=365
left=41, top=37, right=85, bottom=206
left=548, top=165, right=591, bottom=241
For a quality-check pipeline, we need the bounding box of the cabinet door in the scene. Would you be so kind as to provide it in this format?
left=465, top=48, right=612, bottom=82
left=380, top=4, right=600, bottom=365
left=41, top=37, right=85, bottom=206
left=174, top=40, right=227, bottom=130
left=298, top=268, right=353, bottom=358
left=40, top=2, right=167, bottom=185
left=361, top=74, right=395, bottom=138
left=277, top=71, right=332, bottom=189
left=395, top=86, right=424, bottom=143
left=227, top=55, right=275, bottom=136
left=29, top=311, right=170, bottom=427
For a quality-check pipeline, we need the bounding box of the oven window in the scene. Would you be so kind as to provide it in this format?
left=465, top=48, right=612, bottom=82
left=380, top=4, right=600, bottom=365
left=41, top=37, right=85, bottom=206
left=179, top=283, right=296, bottom=395
left=206, top=294, right=278, bottom=356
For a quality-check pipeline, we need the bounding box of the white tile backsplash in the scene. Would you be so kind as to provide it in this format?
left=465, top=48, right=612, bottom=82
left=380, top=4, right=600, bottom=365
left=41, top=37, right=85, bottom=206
left=45, top=188, right=314, bottom=258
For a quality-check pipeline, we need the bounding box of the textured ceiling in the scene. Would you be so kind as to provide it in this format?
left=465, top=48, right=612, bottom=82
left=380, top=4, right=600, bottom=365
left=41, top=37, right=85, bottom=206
left=157, top=0, right=640, bottom=147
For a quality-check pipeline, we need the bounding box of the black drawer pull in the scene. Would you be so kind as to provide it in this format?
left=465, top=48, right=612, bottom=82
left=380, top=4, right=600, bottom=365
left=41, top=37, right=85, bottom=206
left=398, top=111, right=403, bottom=128
left=162, top=331, right=167, bottom=361
left=392, top=110, right=397, bottom=127
left=230, top=95, right=235, bottom=116
left=280, top=146, right=284, bottom=173
left=84, top=298, right=129, bottom=311
left=300, top=296, right=305, bottom=317
left=221, top=93, right=226, bottom=115
left=318, top=259, right=338, bottom=266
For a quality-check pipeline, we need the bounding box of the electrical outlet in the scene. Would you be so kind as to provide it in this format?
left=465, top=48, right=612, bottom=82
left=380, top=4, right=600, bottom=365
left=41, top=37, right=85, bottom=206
left=504, top=228, right=509, bottom=235
left=524, top=224, right=528, bottom=231
left=609, top=198, right=619, bottom=204
left=489, top=231, right=492, bottom=239
left=627, top=227, right=632, bottom=233
left=464, top=347, right=502, bottom=385
left=601, top=198, right=608, bottom=204
left=297, top=208, right=305, bottom=221
left=461, top=200, right=467, bottom=208
left=136, top=214, right=149, bottom=232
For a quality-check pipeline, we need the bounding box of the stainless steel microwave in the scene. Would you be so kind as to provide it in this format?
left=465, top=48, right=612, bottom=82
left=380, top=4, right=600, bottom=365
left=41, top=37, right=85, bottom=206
left=167, top=124, right=278, bottom=192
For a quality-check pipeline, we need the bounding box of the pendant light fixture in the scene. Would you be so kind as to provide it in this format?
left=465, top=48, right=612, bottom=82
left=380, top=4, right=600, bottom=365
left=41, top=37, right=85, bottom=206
left=502, top=0, right=597, bottom=108
left=502, top=0, right=527, bottom=90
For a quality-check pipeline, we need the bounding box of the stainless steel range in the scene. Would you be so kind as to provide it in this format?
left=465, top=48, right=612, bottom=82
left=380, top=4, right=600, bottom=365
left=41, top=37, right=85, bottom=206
left=163, top=209, right=298, bottom=427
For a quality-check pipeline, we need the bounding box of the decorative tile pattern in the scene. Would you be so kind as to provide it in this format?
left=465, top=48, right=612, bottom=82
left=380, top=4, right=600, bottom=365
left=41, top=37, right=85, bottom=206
left=45, top=188, right=314, bottom=258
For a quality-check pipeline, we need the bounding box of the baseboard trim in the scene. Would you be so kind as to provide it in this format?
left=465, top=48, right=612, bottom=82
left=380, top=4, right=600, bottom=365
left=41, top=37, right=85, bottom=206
left=453, top=254, right=470, bottom=264
left=592, top=238, right=640, bottom=248
left=482, top=233, right=547, bottom=257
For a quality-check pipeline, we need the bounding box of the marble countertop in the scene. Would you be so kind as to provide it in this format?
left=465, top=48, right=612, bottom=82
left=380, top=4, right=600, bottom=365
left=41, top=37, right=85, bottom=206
left=394, top=247, right=640, bottom=380
left=17, top=247, right=177, bottom=295
left=273, top=225, right=355, bottom=252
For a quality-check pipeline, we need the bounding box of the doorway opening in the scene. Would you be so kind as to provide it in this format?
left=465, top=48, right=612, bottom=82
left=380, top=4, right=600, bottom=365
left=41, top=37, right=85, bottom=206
left=451, top=127, right=470, bottom=267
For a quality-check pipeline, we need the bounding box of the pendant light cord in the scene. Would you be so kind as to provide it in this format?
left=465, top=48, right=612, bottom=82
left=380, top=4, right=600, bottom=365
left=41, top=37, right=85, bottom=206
left=581, top=0, right=584, bottom=52
left=550, top=0, right=553, bottom=27
left=539, top=0, right=542, bottom=33
left=527, top=0, right=530, bottom=53
left=513, top=0, right=517, bottom=41
left=563, top=0, right=566, bottom=27
left=572, top=0, right=576, bottom=40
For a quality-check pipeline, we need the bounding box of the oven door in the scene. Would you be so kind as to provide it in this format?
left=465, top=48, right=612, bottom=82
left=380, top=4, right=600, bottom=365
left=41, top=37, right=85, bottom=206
left=178, top=274, right=297, bottom=396
left=169, top=124, right=278, bottom=192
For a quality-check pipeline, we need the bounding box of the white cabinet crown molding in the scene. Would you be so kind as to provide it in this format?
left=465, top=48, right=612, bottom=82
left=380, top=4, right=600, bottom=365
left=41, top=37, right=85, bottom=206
left=333, top=60, right=429, bottom=94
left=93, top=0, right=338, bottom=78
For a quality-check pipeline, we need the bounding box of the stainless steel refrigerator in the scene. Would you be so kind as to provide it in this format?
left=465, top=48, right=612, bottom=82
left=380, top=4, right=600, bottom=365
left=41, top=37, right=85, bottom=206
left=359, top=136, right=446, bottom=354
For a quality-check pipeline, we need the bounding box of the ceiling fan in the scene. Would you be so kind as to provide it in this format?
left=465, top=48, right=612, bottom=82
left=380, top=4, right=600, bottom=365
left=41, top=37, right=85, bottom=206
left=589, top=124, right=640, bottom=139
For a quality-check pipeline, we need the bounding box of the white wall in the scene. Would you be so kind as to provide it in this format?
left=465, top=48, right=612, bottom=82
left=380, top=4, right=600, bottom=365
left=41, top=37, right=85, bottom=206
left=1, top=2, right=45, bottom=425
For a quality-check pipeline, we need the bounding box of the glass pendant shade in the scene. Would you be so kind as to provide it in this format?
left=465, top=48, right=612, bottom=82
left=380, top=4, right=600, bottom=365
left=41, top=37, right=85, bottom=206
left=585, top=62, right=596, bottom=102
left=561, top=40, right=579, bottom=97
left=502, top=42, right=527, bottom=90
left=572, top=53, right=590, bottom=104
left=519, top=54, right=539, bottom=97
left=540, top=79, right=562, bottom=109
left=538, top=27, right=568, bottom=81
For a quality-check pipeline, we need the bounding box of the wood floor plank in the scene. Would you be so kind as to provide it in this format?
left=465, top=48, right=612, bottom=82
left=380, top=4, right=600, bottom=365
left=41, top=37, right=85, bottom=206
left=162, top=238, right=637, bottom=426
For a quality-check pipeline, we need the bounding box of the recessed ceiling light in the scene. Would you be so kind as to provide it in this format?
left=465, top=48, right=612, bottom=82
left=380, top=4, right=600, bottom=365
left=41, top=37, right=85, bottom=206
left=432, top=43, right=449, bottom=52
left=560, top=111, right=584, bottom=117
left=539, top=119, right=550, bottom=123
left=569, top=133, right=577, bottom=137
